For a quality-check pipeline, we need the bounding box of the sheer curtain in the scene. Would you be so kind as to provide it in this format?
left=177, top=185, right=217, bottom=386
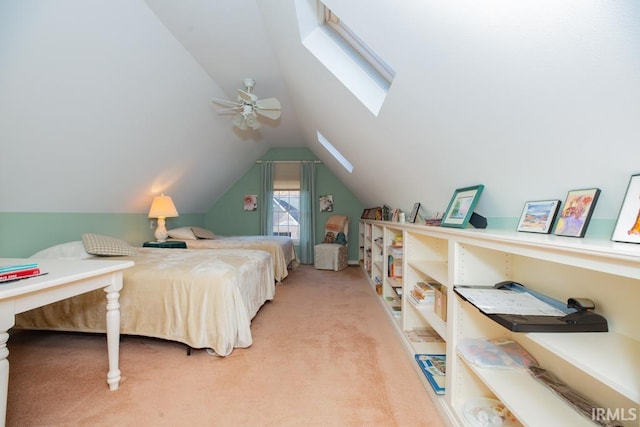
left=259, top=161, right=274, bottom=236
left=298, top=161, right=317, bottom=264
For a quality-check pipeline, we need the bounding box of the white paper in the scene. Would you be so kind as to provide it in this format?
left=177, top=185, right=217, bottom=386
left=455, top=288, right=567, bottom=316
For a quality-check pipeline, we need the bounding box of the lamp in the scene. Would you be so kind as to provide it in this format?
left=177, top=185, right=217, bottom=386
left=148, top=194, right=179, bottom=242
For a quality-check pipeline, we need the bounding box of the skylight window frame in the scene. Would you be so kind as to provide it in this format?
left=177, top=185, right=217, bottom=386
left=320, top=4, right=395, bottom=90
left=317, top=131, right=353, bottom=173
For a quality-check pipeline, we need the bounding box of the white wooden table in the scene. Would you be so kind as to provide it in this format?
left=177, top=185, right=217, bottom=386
left=0, top=258, right=134, bottom=426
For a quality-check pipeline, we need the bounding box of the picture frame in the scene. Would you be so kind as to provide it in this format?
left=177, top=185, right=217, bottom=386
left=407, top=202, right=421, bottom=223
left=319, top=194, right=333, bottom=212
left=441, top=185, right=484, bottom=228
left=391, top=208, right=401, bottom=222
left=553, top=188, right=600, bottom=238
left=516, top=199, right=561, bottom=234
left=243, top=194, right=257, bottom=211
left=611, top=174, right=640, bottom=244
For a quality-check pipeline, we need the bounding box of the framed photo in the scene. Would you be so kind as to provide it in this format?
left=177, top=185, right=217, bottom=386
left=407, top=203, right=421, bottom=223
left=243, top=194, right=257, bottom=211
left=516, top=200, right=561, bottom=234
left=553, top=188, right=600, bottom=238
left=611, top=174, right=640, bottom=243
left=319, top=195, right=333, bottom=212
left=441, top=185, right=484, bottom=228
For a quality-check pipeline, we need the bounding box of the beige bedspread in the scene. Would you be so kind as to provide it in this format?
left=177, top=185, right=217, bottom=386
left=15, top=248, right=275, bottom=356
left=176, top=235, right=299, bottom=282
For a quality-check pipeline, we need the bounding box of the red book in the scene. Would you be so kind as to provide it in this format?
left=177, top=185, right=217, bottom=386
left=0, top=267, right=41, bottom=282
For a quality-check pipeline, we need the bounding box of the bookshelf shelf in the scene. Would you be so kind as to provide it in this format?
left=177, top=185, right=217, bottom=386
left=527, top=332, right=640, bottom=404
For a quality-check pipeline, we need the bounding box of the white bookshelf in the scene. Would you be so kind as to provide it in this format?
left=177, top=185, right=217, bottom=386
left=360, top=220, right=640, bottom=427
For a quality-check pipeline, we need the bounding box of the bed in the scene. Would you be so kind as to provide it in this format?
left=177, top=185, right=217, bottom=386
left=15, top=238, right=275, bottom=356
left=167, top=227, right=299, bottom=282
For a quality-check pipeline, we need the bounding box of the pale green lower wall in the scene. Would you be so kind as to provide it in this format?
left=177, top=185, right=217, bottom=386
left=0, top=212, right=204, bottom=258
left=0, top=212, right=615, bottom=259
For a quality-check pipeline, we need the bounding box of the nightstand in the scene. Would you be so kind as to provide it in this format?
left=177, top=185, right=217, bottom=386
left=142, top=241, right=187, bottom=249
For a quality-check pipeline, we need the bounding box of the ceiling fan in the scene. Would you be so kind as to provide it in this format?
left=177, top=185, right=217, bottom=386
left=212, top=78, right=281, bottom=130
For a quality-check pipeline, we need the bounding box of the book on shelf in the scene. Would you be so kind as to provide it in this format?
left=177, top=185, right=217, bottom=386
left=405, top=327, right=444, bottom=343
left=0, top=266, right=42, bottom=283
left=408, top=281, right=435, bottom=306
left=415, top=354, right=446, bottom=395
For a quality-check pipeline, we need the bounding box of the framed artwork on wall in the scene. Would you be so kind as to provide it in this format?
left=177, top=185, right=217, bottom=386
left=441, top=185, right=484, bottom=228
left=516, top=199, right=561, bottom=234
left=243, top=194, right=257, bottom=211
left=319, top=195, right=334, bottom=212
left=611, top=174, right=640, bottom=243
left=553, top=188, right=600, bottom=238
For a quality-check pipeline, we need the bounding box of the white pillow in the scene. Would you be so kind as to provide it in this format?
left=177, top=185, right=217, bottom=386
left=167, top=227, right=197, bottom=240
left=30, top=241, right=93, bottom=259
left=191, top=226, right=215, bottom=239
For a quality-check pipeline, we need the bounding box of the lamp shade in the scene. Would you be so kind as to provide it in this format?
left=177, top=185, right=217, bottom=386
left=148, top=194, right=179, bottom=219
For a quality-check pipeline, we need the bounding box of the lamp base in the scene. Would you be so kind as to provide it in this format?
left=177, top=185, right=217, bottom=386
left=154, top=218, right=169, bottom=242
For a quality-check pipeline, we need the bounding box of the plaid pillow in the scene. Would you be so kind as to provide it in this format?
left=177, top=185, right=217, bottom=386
left=82, top=233, right=135, bottom=256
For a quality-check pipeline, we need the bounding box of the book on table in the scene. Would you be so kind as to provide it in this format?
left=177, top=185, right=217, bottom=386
left=0, top=263, right=41, bottom=283
left=0, top=263, right=38, bottom=274
left=415, top=354, right=446, bottom=395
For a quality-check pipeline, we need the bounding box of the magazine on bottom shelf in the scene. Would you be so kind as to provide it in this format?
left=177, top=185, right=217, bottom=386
left=415, top=354, right=446, bottom=395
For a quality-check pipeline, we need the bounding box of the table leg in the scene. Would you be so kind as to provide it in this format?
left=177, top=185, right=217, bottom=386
left=104, top=280, right=121, bottom=391
left=0, top=331, right=8, bottom=427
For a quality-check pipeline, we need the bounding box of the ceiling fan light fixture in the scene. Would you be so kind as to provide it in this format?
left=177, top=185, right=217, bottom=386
left=246, top=112, right=260, bottom=130
left=233, top=113, right=248, bottom=130
left=212, top=78, right=280, bottom=131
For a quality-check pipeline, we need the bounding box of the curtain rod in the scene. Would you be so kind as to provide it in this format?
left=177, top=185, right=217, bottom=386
left=255, top=160, right=322, bottom=164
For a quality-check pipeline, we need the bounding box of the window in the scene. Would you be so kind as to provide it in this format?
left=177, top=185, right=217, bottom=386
left=295, top=0, right=395, bottom=115
left=322, top=6, right=395, bottom=89
left=272, top=163, right=300, bottom=241
left=317, top=131, right=353, bottom=173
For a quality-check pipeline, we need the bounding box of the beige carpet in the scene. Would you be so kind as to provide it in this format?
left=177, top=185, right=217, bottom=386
left=6, top=265, right=446, bottom=427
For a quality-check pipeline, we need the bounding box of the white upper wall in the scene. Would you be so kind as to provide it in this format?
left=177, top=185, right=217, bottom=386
left=0, top=0, right=273, bottom=213
left=1, top=0, right=639, bottom=222
left=260, top=0, right=640, bottom=219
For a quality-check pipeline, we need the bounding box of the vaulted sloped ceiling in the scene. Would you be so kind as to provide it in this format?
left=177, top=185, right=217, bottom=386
left=2, top=0, right=639, bottom=221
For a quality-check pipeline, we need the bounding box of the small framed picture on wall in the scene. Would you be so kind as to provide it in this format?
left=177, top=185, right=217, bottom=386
left=244, top=194, right=257, bottom=211
left=319, top=195, right=334, bottom=212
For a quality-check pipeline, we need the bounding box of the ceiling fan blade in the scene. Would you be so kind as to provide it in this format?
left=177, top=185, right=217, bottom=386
left=255, top=108, right=281, bottom=120
left=237, top=89, right=258, bottom=104
left=255, top=97, right=281, bottom=110
left=217, top=106, right=242, bottom=113
left=212, top=97, right=242, bottom=107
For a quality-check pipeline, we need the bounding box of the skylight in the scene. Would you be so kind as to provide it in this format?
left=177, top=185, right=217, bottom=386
left=295, top=0, right=395, bottom=115
left=322, top=7, right=395, bottom=90
left=317, top=131, right=353, bottom=173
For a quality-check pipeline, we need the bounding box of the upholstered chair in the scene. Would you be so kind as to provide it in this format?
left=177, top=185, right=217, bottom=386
left=314, top=215, right=349, bottom=271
